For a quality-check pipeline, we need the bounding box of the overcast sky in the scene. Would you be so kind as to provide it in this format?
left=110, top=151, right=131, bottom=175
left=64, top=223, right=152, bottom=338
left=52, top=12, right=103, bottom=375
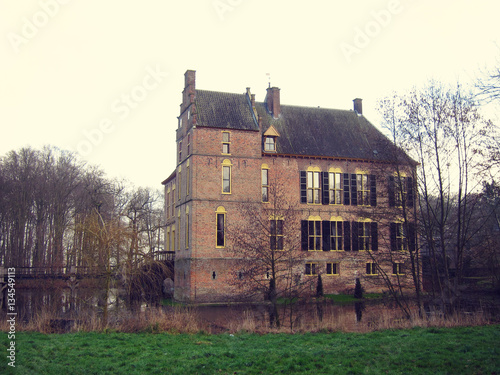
left=1, top=0, right=499, bottom=189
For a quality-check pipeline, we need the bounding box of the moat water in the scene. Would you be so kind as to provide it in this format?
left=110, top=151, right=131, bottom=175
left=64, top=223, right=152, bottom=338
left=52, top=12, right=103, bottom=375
left=6, top=287, right=499, bottom=332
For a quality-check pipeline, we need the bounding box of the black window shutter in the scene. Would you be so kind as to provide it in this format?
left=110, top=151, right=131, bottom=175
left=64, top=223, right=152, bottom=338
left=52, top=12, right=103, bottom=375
left=322, top=220, right=330, bottom=251
left=343, top=173, right=350, bottom=205
left=407, top=177, right=414, bottom=208
left=390, top=222, right=397, bottom=251
left=408, top=222, right=416, bottom=252
left=351, top=174, right=358, bottom=206
left=370, top=175, right=377, bottom=207
left=343, top=221, right=351, bottom=251
left=371, top=222, right=378, bottom=251
left=388, top=176, right=395, bottom=207
left=322, top=172, right=329, bottom=205
left=301, top=220, right=309, bottom=250
left=351, top=221, right=359, bottom=251
left=338, top=221, right=343, bottom=250
left=300, top=171, right=307, bottom=204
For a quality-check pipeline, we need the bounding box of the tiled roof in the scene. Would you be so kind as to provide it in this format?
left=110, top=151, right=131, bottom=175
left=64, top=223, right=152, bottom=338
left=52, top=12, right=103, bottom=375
left=255, top=103, right=408, bottom=163
left=195, top=90, right=258, bottom=131
left=194, top=89, right=412, bottom=163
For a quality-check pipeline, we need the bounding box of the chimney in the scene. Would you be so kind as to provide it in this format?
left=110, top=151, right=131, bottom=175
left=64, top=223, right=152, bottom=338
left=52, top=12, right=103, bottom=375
left=266, top=87, right=281, bottom=119
left=353, top=98, right=363, bottom=115
left=181, top=70, right=196, bottom=113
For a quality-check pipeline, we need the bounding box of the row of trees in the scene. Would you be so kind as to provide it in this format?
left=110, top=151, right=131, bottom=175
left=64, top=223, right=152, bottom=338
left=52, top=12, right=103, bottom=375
left=376, top=79, right=500, bottom=313
left=0, top=146, right=166, bottom=298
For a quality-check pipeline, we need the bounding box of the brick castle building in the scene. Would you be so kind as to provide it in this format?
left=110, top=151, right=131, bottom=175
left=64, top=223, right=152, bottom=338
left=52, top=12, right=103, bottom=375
left=163, top=70, right=417, bottom=303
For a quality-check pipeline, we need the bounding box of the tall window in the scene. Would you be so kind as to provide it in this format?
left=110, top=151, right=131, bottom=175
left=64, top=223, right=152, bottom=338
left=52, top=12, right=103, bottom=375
left=262, top=167, right=269, bottom=202
left=264, top=136, right=276, bottom=151
left=186, top=162, right=190, bottom=196
left=178, top=170, right=182, bottom=200
left=187, top=133, right=191, bottom=155
left=395, top=223, right=407, bottom=251
left=329, top=172, right=342, bottom=204
left=172, top=184, right=176, bottom=215
left=172, top=228, right=175, bottom=251
left=178, top=141, right=182, bottom=161
left=270, top=219, right=284, bottom=250
left=185, top=208, right=189, bottom=249
left=307, top=171, right=321, bottom=204
left=330, top=221, right=343, bottom=251
left=222, top=160, right=232, bottom=194
left=166, top=189, right=170, bottom=218
left=222, top=132, right=230, bottom=154
left=366, top=262, right=377, bottom=275
left=357, top=174, right=370, bottom=206
left=305, top=262, right=317, bottom=276
left=358, top=221, right=371, bottom=251
left=216, top=207, right=226, bottom=247
left=166, top=229, right=171, bottom=251
left=301, top=217, right=322, bottom=251
left=390, top=222, right=416, bottom=251
left=308, top=220, right=321, bottom=251
left=389, top=175, right=414, bottom=208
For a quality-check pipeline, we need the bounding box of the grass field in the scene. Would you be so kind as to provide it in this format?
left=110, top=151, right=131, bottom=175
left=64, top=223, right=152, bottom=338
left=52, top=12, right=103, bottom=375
left=1, top=325, right=498, bottom=374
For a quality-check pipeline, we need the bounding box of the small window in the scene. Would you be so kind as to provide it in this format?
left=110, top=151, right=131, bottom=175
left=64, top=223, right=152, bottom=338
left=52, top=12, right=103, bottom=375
left=305, top=262, right=317, bottom=276
left=264, top=137, right=276, bottom=151
left=212, top=271, right=217, bottom=280
left=326, top=262, right=339, bottom=275
left=393, top=262, right=404, bottom=275
left=366, top=262, right=377, bottom=275
left=222, top=132, right=230, bottom=154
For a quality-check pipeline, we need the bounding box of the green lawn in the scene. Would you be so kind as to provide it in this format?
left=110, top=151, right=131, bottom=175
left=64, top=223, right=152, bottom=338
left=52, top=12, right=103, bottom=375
left=1, top=325, right=499, bottom=374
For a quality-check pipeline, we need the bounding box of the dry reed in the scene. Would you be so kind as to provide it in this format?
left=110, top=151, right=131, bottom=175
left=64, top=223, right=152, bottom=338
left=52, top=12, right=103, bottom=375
left=0, top=303, right=493, bottom=334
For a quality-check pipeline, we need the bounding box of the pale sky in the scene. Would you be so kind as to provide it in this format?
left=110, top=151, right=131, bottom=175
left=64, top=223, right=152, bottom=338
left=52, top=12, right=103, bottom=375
left=1, top=0, right=499, bottom=189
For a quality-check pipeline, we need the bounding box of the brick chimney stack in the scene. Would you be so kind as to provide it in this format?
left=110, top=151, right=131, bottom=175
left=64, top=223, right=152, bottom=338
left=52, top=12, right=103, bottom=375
left=353, top=98, right=363, bottom=115
left=266, top=87, right=281, bottom=119
left=181, top=70, right=196, bottom=113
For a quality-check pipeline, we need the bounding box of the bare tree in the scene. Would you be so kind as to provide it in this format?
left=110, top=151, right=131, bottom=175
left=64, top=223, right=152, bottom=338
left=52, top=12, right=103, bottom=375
left=378, top=81, right=497, bottom=312
left=226, top=175, right=311, bottom=328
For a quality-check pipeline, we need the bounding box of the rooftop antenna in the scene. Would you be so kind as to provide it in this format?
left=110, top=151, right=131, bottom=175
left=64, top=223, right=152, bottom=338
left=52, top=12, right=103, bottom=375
left=266, top=73, right=271, bottom=88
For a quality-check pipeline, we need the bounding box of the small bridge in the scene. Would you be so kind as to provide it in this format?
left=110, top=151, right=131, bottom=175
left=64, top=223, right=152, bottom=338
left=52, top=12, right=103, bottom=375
left=0, top=251, right=175, bottom=281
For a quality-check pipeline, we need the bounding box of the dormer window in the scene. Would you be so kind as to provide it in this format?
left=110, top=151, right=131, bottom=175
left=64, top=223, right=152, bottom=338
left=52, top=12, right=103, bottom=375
left=263, top=125, right=280, bottom=153
left=264, top=137, right=276, bottom=151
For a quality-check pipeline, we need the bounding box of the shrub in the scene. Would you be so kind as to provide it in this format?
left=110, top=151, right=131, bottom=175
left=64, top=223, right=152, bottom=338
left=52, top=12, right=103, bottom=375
left=354, top=278, right=364, bottom=299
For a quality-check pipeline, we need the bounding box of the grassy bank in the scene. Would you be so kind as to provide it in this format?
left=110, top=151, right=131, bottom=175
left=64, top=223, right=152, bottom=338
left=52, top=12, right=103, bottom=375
left=1, top=325, right=499, bottom=374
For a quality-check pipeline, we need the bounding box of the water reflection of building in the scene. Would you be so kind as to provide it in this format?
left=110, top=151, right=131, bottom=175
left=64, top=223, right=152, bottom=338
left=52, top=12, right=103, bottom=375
left=162, top=70, right=418, bottom=303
